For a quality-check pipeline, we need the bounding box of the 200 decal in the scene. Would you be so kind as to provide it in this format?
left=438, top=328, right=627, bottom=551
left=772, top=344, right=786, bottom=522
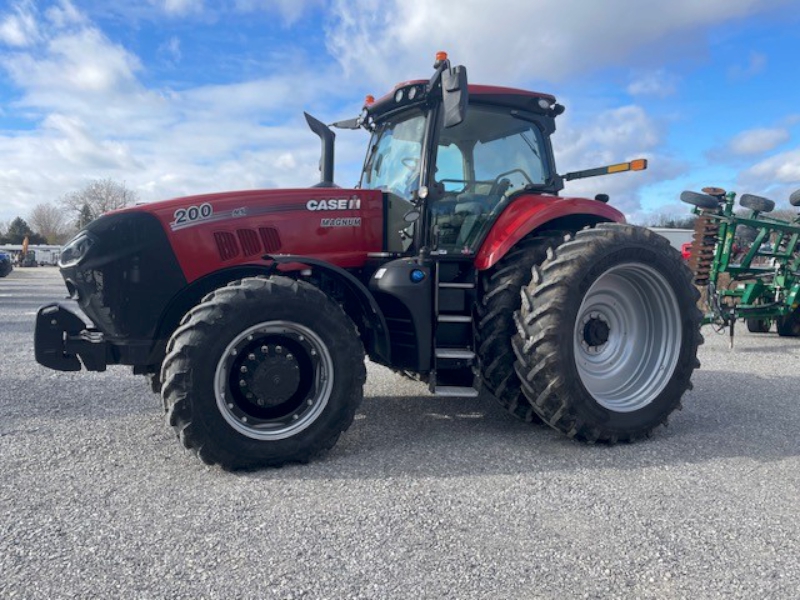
left=172, top=203, right=213, bottom=226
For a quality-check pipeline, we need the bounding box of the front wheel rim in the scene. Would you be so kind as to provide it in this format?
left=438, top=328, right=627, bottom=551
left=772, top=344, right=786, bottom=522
left=214, top=321, right=334, bottom=440
left=573, top=263, right=682, bottom=412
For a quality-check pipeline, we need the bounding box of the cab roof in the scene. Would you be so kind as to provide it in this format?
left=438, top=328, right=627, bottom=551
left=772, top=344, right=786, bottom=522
left=369, top=80, right=557, bottom=119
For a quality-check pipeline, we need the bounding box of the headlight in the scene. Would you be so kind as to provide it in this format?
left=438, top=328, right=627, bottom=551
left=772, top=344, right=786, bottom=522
left=59, top=232, right=96, bottom=268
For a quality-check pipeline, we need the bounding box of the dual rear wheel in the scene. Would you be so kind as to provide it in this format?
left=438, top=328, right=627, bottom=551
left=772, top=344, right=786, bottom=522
left=481, top=223, right=702, bottom=442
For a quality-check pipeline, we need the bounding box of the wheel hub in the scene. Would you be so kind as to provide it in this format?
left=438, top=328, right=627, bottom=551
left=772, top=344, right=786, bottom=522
left=240, top=346, right=301, bottom=407
left=582, top=314, right=610, bottom=348
left=572, top=263, right=682, bottom=413
left=214, top=322, right=333, bottom=441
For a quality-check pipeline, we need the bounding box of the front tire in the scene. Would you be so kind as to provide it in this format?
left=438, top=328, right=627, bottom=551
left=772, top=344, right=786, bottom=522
left=161, top=276, right=366, bottom=469
left=513, top=224, right=702, bottom=443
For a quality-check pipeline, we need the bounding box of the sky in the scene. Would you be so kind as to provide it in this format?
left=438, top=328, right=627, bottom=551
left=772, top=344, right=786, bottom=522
left=1, top=0, right=799, bottom=226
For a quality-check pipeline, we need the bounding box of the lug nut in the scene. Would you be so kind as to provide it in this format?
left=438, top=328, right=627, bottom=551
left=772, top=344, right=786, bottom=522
left=239, top=380, right=247, bottom=387
left=261, top=346, right=268, bottom=354
left=248, top=353, right=256, bottom=361
left=240, top=365, right=248, bottom=373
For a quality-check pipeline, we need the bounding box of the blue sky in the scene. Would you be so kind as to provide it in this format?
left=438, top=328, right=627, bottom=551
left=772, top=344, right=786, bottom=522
left=1, top=0, right=799, bottom=225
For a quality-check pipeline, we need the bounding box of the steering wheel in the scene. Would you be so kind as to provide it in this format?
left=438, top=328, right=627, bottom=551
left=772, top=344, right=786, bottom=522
left=491, top=169, right=533, bottom=194
left=401, top=157, right=419, bottom=172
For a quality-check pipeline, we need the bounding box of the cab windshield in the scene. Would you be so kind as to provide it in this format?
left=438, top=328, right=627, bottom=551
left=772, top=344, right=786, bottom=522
left=430, top=106, right=550, bottom=253
left=360, top=110, right=426, bottom=201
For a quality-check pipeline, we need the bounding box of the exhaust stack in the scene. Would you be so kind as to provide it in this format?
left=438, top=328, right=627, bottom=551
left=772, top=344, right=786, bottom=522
left=304, top=112, right=336, bottom=188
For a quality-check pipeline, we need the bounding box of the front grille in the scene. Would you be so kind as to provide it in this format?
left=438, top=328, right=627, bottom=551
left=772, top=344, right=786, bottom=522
left=259, top=227, right=282, bottom=253
left=237, top=229, right=261, bottom=256
left=214, top=231, right=240, bottom=261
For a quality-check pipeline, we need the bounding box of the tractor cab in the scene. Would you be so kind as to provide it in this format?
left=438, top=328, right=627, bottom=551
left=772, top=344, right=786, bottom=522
left=351, top=53, right=564, bottom=256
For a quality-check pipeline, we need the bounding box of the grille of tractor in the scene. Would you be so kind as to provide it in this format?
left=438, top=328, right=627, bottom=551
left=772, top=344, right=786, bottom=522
left=214, top=227, right=282, bottom=261
left=214, top=231, right=240, bottom=261
left=237, top=229, right=261, bottom=256
left=688, top=214, right=718, bottom=285
left=259, top=227, right=282, bottom=253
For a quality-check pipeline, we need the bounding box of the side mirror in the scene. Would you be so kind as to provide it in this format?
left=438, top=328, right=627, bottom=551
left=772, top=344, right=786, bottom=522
left=442, top=65, right=468, bottom=128
left=403, top=209, right=421, bottom=223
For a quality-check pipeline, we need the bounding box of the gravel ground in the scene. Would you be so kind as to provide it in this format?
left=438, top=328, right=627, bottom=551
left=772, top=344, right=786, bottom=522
left=1, top=267, right=799, bottom=599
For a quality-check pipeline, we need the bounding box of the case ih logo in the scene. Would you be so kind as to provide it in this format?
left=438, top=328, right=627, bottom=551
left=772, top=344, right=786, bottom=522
left=306, top=196, right=361, bottom=211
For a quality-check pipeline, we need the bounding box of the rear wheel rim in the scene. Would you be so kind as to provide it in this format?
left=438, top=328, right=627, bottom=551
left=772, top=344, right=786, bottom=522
left=573, top=263, right=682, bottom=412
left=214, top=321, right=333, bottom=440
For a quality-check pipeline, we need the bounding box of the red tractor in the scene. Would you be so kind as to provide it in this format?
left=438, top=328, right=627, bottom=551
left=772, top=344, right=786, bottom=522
left=35, top=54, right=702, bottom=469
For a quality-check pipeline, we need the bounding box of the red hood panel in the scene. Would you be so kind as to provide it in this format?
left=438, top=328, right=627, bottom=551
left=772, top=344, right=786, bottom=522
left=126, top=188, right=384, bottom=283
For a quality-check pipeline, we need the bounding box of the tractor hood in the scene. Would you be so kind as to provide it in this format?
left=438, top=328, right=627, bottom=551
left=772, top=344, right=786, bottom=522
left=89, top=187, right=385, bottom=283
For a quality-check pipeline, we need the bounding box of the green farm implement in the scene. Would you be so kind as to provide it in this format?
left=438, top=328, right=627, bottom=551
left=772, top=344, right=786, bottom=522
left=681, top=187, right=800, bottom=342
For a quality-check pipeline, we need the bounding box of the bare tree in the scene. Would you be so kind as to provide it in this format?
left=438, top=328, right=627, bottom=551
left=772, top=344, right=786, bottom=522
left=647, top=213, right=697, bottom=229
left=61, top=179, right=139, bottom=226
left=28, top=203, right=72, bottom=244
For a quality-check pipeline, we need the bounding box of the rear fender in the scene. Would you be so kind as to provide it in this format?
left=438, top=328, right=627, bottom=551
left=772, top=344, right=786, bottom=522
left=474, top=195, right=625, bottom=270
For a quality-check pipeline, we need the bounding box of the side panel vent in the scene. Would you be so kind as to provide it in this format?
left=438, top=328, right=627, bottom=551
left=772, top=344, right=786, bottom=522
left=259, top=227, right=282, bottom=253
left=214, top=231, right=240, bottom=261
left=237, top=229, right=261, bottom=256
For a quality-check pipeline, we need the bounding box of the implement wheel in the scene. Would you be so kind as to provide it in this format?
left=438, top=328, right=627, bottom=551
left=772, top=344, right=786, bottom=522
left=513, top=224, right=703, bottom=443
left=777, top=308, right=800, bottom=337
left=746, top=318, right=772, bottom=333
left=161, top=276, right=366, bottom=470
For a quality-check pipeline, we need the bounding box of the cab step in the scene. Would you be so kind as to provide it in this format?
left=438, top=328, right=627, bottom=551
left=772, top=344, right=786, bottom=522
left=437, top=314, right=471, bottom=323
left=434, top=348, right=476, bottom=360
left=433, top=385, right=479, bottom=398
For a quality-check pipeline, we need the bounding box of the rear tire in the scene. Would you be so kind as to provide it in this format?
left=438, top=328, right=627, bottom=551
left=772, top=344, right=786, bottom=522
left=513, top=223, right=703, bottom=443
left=161, top=276, right=366, bottom=469
left=476, top=232, right=564, bottom=422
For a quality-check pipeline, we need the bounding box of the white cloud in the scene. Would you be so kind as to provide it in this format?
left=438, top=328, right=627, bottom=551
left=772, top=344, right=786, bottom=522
left=749, top=152, right=800, bottom=182
left=44, top=0, right=84, bottom=28
left=0, top=1, right=363, bottom=222
left=728, top=127, right=789, bottom=155
left=739, top=149, right=800, bottom=199
left=555, top=105, right=685, bottom=217
left=161, top=0, right=203, bottom=16
left=627, top=70, right=678, bottom=97
left=159, top=35, right=182, bottom=64
left=3, top=28, right=141, bottom=94
left=233, top=0, right=325, bottom=24
left=0, top=1, right=39, bottom=47
left=325, top=0, right=789, bottom=87
left=728, top=51, right=767, bottom=80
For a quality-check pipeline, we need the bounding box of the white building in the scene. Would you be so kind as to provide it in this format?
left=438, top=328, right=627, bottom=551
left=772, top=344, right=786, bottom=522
left=0, top=244, right=63, bottom=265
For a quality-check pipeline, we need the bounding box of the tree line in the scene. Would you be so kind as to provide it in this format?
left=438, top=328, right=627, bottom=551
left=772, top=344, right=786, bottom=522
left=0, top=179, right=137, bottom=245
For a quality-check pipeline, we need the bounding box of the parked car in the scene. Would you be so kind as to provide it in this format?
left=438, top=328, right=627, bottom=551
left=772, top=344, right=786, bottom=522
left=0, top=252, right=13, bottom=277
